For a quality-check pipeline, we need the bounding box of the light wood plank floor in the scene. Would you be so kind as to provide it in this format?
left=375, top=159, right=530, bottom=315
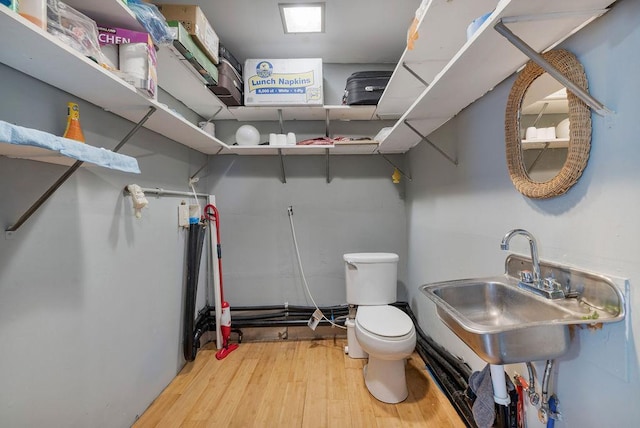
left=133, top=338, right=466, bottom=427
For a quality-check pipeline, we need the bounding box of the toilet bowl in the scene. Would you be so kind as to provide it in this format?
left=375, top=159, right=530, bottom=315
left=355, top=305, right=416, bottom=403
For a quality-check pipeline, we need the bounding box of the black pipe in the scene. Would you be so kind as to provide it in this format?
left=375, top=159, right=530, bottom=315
left=230, top=304, right=350, bottom=312
left=182, top=223, right=206, bottom=362
left=232, top=318, right=346, bottom=328
left=416, top=343, right=476, bottom=428
left=416, top=335, right=469, bottom=391
left=394, top=302, right=472, bottom=379
left=231, top=311, right=347, bottom=321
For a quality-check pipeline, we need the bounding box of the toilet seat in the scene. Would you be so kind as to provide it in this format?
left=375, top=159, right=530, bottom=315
left=356, top=305, right=414, bottom=338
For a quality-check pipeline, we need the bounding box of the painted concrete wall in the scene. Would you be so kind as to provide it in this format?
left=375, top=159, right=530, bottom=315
left=204, top=153, right=408, bottom=307
left=0, top=64, right=211, bottom=427
left=404, top=1, right=640, bottom=426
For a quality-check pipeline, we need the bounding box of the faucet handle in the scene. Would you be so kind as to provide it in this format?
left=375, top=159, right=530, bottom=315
left=543, top=277, right=561, bottom=291
left=520, top=270, right=534, bottom=283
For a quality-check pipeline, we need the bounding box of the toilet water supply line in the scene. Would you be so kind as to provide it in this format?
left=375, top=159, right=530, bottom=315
left=287, top=206, right=346, bottom=330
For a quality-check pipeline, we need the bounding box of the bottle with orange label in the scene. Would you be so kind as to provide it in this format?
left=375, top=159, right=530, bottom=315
left=18, top=0, right=46, bottom=30
left=63, top=102, right=85, bottom=143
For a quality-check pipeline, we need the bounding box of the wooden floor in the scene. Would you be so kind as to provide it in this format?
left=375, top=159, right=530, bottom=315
left=133, top=338, right=466, bottom=427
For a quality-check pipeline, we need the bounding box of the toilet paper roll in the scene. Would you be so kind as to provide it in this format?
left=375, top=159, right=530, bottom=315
left=525, top=127, right=537, bottom=140
left=545, top=126, right=556, bottom=140
left=276, top=134, right=287, bottom=146
left=119, top=43, right=149, bottom=81
left=287, top=132, right=296, bottom=146
left=101, top=44, right=119, bottom=69
left=269, top=133, right=277, bottom=145
left=198, top=121, right=215, bottom=137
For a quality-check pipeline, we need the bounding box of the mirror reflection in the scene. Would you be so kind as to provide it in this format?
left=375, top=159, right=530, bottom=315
left=519, top=73, right=569, bottom=183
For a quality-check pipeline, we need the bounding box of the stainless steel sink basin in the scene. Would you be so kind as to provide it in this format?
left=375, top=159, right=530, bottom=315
left=420, top=255, right=625, bottom=364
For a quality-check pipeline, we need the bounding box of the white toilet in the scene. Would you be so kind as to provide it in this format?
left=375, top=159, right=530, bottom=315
left=343, top=252, right=416, bottom=404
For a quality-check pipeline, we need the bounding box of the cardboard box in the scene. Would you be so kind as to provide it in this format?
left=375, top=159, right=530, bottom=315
left=244, top=58, right=323, bottom=106
left=98, top=25, right=157, bottom=99
left=156, top=4, right=219, bottom=64
left=97, top=26, right=150, bottom=46
left=167, top=21, right=218, bottom=85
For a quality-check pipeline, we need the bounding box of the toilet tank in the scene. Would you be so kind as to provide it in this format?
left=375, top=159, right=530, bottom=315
left=344, top=253, right=399, bottom=305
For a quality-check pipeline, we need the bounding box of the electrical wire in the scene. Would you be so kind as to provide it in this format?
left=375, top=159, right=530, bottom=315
left=287, top=206, right=346, bottom=330
left=189, top=180, right=201, bottom=214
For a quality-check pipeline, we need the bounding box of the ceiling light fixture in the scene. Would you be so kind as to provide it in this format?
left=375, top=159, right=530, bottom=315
left=279, top=3, right=325, bottom=34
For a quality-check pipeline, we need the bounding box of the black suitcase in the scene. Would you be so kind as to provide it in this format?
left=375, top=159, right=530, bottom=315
left=218, top=43, right=242, bottom=76
left=343, top=71, right=392, bottom=105
left=208, top=61, right=243, bottom=106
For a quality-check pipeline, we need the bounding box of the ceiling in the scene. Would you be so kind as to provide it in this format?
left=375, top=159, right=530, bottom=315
left=151, top=0, right=421, bottom=64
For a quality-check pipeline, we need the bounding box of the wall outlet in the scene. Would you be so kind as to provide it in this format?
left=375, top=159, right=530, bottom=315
left=178, top=204, right=189, bottom=227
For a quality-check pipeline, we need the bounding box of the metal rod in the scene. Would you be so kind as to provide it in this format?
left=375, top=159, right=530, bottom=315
left=527, top=142, right=551, bottom=171
left=6, top=107, right=156, bottom=232
left=532, top=102, right=549, bottom=127
left=207, top=106, right=223, bottom=121
left=501, top=9, right=609, bottom=25
left=325, top=109, right=330, bottom=138
left=402, top=62, right=429, bottom=87
left=278, top=148, right=287, bottom=183
left=494, top=20, right=612, bottom=116
left=112, top=107, right=156, bottom=152
left=278, top=109, right=284, bottom=134
left=134, top=187, right=209, bottom=199
left=325, top=148, right=330, bottom=183
left=380, top=154, right=412, bottom=181
left=404, top=120, right=458, bottom=166
left=190, top=160, right=208, bottom=182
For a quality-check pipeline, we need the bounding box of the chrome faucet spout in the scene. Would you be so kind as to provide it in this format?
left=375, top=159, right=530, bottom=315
left=500, top=229, right=541, bottom=286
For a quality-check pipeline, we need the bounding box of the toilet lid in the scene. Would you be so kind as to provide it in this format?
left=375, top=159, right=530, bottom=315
left=356, top=306, right=414, bottom=337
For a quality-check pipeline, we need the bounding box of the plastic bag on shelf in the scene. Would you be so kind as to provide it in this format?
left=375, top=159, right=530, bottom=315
left=46, top=0, right=115, bottom=70
left=127, top=0, right=173, bottom=46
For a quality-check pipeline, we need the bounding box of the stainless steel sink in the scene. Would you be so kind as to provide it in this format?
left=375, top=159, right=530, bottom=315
left=420, top=255, right=625, bottom=364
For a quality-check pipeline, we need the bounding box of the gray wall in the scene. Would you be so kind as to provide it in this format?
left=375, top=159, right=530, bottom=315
left=404, top=1, right=640, bottom=426
left=0, top=63, right=211, bottom=427
left=204, top=154, right=408, bottom=307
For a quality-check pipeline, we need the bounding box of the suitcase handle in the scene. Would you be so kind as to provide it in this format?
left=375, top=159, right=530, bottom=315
left=365, top=85, right=385, bottom=92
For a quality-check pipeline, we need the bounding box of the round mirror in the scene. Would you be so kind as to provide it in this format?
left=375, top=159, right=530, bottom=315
left=505, top=50, right=592, bottom=199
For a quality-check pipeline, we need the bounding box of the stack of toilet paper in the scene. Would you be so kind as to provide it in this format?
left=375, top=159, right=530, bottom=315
left=269, top=132, right=296, bottom=146
left=525, top=126, right=556, bottom=141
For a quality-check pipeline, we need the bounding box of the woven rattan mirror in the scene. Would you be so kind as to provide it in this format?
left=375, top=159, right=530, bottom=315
left=505, top=50, right=591, bottom=199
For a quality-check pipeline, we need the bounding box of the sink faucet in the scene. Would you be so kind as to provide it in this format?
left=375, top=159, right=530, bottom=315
left=500, top=229, right=565, bottom=299
left=500, top=229, right=541, bottom=286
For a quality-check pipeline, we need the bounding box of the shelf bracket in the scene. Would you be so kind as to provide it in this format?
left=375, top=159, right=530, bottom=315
left=208, top=106, right=224, bottom=121
left=278, top=109, right=285, bottom=134
left=527, top=142, right=551, bottom=172
left=494, top=19, right=613, bottom=116
left=278, top=148, right=287, bottom=183
left=6, top=106, right=156, bottom=232
left=402, top=62, right=429, bottom=87
left=325, top=148, right=331, bottom=183
left=325, top=109, right=331, bottom=138
left=404, top=120, right=458, bottom=166
left=380, top=154, right=412, bottom=181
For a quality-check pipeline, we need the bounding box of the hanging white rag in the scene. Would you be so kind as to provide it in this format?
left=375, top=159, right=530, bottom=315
left=127, top=184, right=148, bottom=219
